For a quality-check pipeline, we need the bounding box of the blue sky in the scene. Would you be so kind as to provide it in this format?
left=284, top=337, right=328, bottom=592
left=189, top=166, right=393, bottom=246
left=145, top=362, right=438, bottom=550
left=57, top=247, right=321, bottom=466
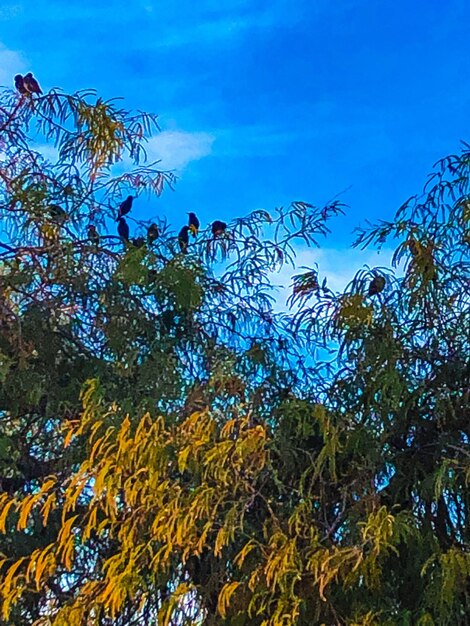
left=1, top=0, right=469, bottom=288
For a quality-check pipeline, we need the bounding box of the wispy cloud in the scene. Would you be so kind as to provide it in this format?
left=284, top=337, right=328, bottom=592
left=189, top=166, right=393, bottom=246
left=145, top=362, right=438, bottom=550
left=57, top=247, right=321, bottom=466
left=144, top=130, right=215, bottom=171
left=34, top=143, right=60, bottom=163
left=0, top=42, right=27, bottom=87
left=34, top=128, right=214, bottom=175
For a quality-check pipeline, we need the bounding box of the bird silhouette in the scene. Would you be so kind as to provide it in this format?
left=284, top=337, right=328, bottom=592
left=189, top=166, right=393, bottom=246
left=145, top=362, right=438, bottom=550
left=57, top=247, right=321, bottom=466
left=23, top=72, right=42, bottom=95
left=116, top=196, right=134, bottom=221
left=117, top=217, right=130, bottom=242
left=132, top=236, right=145, bottom=248
left=368, top=275, right=386, bottom=297
left=147, top=223, right=159, bottom=243
left=188, top=212, right=200, bottom=237
left=14, top=75, right=28, bottom=95
left=178, top=226, right=190, bottom=253
left=48, top=204, right=67, bottom=223
left=87, top=225, right=99, bottom=247
left=211, top=220, right=227, bottom=237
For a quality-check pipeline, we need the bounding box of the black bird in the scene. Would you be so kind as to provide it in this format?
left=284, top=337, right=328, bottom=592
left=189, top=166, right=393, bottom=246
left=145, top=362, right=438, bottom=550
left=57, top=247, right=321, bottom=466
left=14, top=74, right=28, bottom=95
left=178, top=225, right=190, bottom=254
left=188, top=212, right=200, bottom=237
left=211, top=220, right=227, bottom=237
left=147, top=223, right=159, bottom=243
left=132, top=236, right=145, bottom=248
left=87, top=224, right=99, bottom=246
left=116, top=195, right=134, bottom=221
left=48, top=204, right=67, bottom=222
left=368, top=275, right=386, bottom=297
left=23, top=72, right=42, bottom=95
left=117, top=217, right=130, bottom=242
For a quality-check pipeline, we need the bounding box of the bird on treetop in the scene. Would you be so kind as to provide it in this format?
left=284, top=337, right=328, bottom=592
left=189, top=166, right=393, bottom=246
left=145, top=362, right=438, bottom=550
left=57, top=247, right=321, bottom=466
left=14, top=75, right=28, bottom=95
left=368, top=274, right=386, bottom=297
left=211, top=220, right=227, bottom=237
left=188, top=212, right=200, bottom=237
left=23, top=72, right=42, bottom=95
left=147, top=223, right=159, bottom=243
left=48, top=204, right=67, bottom=222
left=117, top=217, right=130, bottom=242
left=87, top=224, right=99, bottom=246
left=178, top=225, right=190, bottom=254
left=116, top=195, right=134, bottom=221
left=132, top=236, right=145, bottom=248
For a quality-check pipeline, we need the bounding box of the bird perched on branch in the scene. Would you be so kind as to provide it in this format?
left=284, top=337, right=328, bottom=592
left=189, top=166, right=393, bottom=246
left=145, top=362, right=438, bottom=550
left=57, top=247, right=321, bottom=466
left=211, top=220, right=227, bottom=237
left=147, top=223, right=159, bottom=244
left=188, top=212, right=200, bottom=237
left=178, top=225, right=190, bottom=254
left=368, top=275, right=386, bottom=297
left=87, top=225, right=99, bottom=247
left=14, top=75, right=28, bottom=95
left=48, top=204, right=67, bottom=223
left=117, top=217, right=130, bottom=242
left=23, top=72, right=42, bottom=95
left=132, top=236, right=145, bottom=248
left=116, top=196, right=134, bottom=221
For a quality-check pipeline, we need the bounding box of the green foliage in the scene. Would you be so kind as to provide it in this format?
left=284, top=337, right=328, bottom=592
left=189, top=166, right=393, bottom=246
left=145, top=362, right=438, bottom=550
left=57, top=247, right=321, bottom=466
left=0, top=82, right=469, bottom=625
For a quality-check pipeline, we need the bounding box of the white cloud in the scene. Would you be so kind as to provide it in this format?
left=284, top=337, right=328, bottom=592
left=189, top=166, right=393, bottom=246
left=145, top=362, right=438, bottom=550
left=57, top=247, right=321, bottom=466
left=143, top=130, right=214, bottom=171
left=0, top=42, right=27, bottom=87
left=34, top=143, right=60, bottom=163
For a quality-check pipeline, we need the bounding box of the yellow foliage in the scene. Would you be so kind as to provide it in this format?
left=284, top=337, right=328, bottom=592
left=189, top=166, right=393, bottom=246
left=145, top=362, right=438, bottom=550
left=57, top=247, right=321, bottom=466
left=264, top=532, right=298, bottom=589
left=308, top=546, right=363, bottom=601
left=360, top=507, right=398, bottom=558
left=234, top=539, right=257, bottom=569
left=335, top=294, right=373, bottom=330
left=348, top=611, right=380, bottom=626
left=56, top=515, right=78, bottom=569
left=0, top=396, right=405, bottom=624
left=16, top=477, right=57, bottom=531
left=1, top=557, right=27, bottom=619
left=218, top=581, right=240, bottom=617
left=0, top=495, right=15, bottom=533
left=157, top=582, right=194, bottom=626
left=51, top=605, right=86, bottom=626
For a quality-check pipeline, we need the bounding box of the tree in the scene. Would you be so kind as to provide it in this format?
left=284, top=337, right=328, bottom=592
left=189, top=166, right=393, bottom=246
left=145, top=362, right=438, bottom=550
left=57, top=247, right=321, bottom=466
left=0, top=81, right=468, bottom=626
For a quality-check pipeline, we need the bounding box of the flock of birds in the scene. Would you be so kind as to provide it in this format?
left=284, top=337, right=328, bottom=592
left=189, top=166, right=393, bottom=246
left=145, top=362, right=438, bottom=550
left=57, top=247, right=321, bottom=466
left=12, top=72, right=385, bottom=295
left=11, top=72, right=228, bottom=255
left=112, top=195, right=227, bottom=253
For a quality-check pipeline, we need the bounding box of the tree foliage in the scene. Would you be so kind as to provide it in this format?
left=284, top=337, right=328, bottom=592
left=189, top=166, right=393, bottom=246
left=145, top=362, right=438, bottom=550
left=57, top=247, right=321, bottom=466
left=0, top=83, right=468, bottom=625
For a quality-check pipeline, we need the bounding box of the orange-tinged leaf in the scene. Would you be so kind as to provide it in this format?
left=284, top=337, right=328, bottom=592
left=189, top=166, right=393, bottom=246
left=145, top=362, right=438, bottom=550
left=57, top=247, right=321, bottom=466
left=34, top=544, right=55, bottom=589
left=0, top=497, right=15, bottom=533
left=17, top=492, right=42, bottom=530
left=2, top=556, right=26, bottom=600
left=234, top=540, right=257, bottom=569
left=83, top=506, right=98, bottom=542
left=218, top=581, right=240, bottom=617
left=41, top=491, right=57, bottom=526
left=57, top=515, right=78, bottom=549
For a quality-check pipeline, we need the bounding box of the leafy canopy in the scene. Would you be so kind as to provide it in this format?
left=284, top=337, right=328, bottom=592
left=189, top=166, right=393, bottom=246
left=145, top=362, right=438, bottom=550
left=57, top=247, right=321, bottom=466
left=0, top=82, right=468, bottom=626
